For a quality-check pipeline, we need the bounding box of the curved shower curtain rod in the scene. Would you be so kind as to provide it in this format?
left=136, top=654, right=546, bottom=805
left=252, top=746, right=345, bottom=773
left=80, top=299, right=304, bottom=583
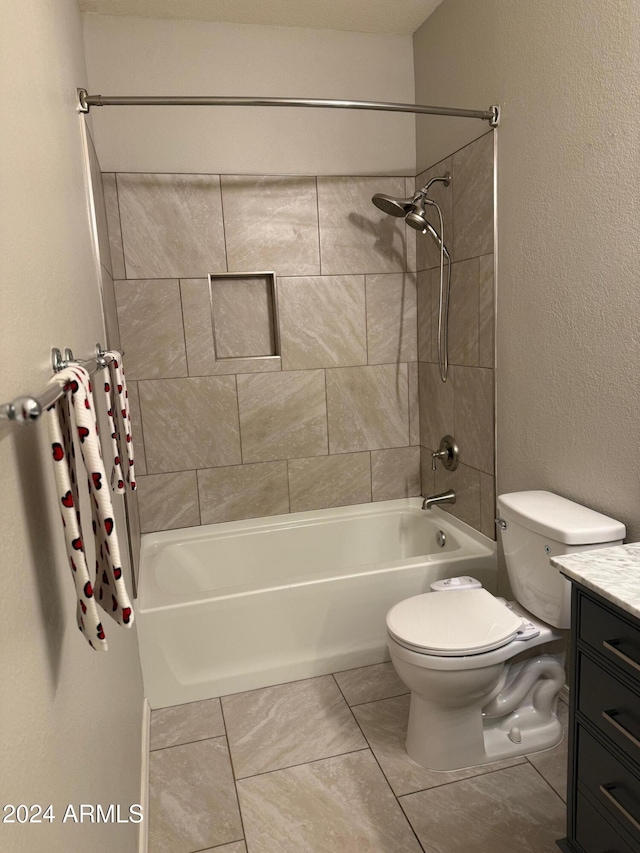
left=77, top=89, right=500, bottom=126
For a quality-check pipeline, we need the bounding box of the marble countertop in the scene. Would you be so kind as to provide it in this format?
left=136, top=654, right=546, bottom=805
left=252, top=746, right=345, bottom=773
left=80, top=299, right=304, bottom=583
left=551, top=543, right=640, bottom=620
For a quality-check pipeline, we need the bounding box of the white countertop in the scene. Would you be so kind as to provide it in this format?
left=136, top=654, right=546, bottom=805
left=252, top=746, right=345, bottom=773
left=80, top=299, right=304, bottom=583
left=551, top=543, right=640, bottom=620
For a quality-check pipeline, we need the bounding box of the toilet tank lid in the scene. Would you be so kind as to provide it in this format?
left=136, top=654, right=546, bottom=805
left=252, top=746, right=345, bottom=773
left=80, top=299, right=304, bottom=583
left=497, top=491, right=626, bottom=545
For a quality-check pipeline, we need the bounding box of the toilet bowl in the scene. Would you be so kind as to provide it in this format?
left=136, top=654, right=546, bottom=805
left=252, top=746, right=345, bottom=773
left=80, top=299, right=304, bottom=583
left=387, top=491, right=626, bottom=772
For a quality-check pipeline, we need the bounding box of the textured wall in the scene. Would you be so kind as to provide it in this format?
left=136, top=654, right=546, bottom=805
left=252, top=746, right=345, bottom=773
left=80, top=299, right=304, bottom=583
left=102, top=171, right=421, bottom=531
left=414, top=1, right=640, bottom=555
left=417, top=133, right=496, bottom=538
left=0, top=2, right=144, bottom=852
left=82, top=14, right=416, bottom=175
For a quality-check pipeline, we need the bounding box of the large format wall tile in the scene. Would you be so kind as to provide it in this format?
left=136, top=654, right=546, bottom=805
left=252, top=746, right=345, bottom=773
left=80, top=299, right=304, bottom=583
left=326, top=364, right=409, bottom=454
left=278, top=275, right=366, bottom=370
left=115, top=279, right=187, bottom=380
left=448, top=258, right=479, bottom=366
left=136, top=471, right=200, bottom=533
left=140, top=377, right=241, bottom=472
left=127, top=380, right=146, bottom=475
left=117, top=173, right=226, bottom=278
left=418, top=361, right=454, bottom=450
left=102, top=173, right=126, bottom=280
left=405, top=178, right=417, bottom=272
left=237, top=371, right=328, bottom=463
left=101, top=266, right=121, bottom=353
left=366, top=274, right=417, bottom=364
left=420, top=446, right=435, bottom=498
left=434, top=462, right=482, bottom=530
left=288, top=453, right=371, bottom=512
left=180, top=278, right=216, bottom=375
left=221, top=175, right=320, bottom=276
left=181, top=278, right=281, bottom=376
left=453, top=132, right=494, bottom=261
left=317, top=177, right=407, bottom=275
left=149, top=737, right=242, bottom=853
left=371, top=447, right=421, bottom=502
left=453, top=366, right=494, bottom=474
left=198, top=462, right=289, bottom=524
left=408, top=362, right=420, bottom=445
left=416, top=270, right=433, bottom=362
left=237, top=751, right=422, bottom=853
left=415, top=156, right=453, bottom=271
left=479, top=253, right=495, bottom=368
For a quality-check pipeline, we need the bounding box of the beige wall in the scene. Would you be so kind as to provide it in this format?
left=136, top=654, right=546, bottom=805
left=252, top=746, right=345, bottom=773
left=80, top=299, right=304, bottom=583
left=102, top=171, right=421, bottom=531
left=0, top=3, right=144, bottom=852
left=414, top=1, right=640, bottom=550
left=82, top=14, right=416, bottom=175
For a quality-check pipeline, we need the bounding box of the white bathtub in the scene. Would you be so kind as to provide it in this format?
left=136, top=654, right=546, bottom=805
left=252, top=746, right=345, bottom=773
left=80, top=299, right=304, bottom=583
left=137, top=498, right=497, bottom=708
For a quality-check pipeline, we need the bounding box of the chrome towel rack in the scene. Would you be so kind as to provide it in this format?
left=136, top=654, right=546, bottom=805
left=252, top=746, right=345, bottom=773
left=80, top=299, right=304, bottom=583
left=1, top=344, right=119, bottom=425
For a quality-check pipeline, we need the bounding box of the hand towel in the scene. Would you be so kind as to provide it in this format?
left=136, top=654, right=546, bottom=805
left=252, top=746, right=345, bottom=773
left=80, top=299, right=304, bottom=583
left=47, top=364, right=134, bottom=650
left=102, top=351, right=136, bottom=493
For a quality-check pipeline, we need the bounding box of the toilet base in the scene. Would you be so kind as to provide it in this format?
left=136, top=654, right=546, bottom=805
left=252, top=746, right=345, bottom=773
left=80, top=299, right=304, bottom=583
left=403, top=652, right=566, bottom=772
left=406, top=701, right=564, bottom=772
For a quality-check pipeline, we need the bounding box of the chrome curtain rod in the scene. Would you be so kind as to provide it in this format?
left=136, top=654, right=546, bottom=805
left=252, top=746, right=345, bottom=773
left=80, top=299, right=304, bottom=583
left=77, top=90, right=500, bottom=126
left=1, top=345, right=118, bottom=425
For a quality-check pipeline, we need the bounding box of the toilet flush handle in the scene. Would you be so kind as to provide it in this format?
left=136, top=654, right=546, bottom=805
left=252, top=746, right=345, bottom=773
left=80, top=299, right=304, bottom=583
left=495, top=518, right=507, bottom=531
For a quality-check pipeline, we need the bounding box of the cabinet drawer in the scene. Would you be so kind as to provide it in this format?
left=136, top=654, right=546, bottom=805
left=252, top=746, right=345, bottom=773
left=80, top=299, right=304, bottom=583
left=577, top=725, right=640, bottom=846
left=579, top=596, right=640, bottom=682
left=575, top=791, right=635, bottom=853
left=579, top=653, right=640, bottom=767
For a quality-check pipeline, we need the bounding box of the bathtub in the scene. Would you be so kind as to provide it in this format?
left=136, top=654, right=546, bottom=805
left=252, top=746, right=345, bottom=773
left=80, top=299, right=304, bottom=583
left=136, top=498, right=497, bottom=709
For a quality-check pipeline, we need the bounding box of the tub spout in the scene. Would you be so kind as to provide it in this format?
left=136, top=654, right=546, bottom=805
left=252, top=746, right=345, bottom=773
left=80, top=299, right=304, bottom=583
left=422, top=490, right=456, bottom=510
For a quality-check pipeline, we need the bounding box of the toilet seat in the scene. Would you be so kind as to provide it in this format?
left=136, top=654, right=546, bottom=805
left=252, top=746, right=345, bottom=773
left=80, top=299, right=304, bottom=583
left=386, top=588, right=524, bottom=656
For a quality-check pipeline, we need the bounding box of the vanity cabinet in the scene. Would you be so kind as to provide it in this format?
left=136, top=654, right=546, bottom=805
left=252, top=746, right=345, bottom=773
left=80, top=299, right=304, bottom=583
left=559, top=583, right=640, bottom=853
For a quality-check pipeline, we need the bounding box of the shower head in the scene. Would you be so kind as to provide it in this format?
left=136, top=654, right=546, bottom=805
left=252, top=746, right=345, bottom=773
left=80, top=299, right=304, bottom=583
left=405, top=199, right=431, bottom=232
left=371, top=193, right=415, bottom=217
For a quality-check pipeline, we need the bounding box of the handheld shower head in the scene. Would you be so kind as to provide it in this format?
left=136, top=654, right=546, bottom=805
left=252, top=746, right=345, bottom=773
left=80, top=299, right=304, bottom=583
left=405, top=198, right=431, bottom=232
left=371, top=193, right=415, bottom=217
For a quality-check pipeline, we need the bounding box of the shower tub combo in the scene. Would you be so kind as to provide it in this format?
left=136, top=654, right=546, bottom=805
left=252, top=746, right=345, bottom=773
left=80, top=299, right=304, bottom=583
left=136, top=498, right=497, bottom=709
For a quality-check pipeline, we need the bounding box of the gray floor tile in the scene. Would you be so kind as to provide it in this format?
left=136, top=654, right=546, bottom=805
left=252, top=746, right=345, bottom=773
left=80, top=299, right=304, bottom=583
left=400, top=763, right=565, bottom=853
left=149, top=737, right=243, bottom=853
left=526, top=700, right=569, bottom=801
left=334, top=662, right=409, bottom=706
left=203, top=844, right=247, bottom=853
left=237, top=750, right=422, bottom=853
left=222, top=675, right=367, bottom=779
left=353, top=694, right=526, bottom=796
left=150, top=698, right=225, bottom=751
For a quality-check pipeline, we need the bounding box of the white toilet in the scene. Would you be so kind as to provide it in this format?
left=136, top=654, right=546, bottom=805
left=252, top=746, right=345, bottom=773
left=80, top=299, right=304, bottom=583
left=386, top=490, right=625, bottom=771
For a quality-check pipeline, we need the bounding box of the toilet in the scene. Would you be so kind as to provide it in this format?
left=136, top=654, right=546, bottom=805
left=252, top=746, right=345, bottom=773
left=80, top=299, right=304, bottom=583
left=386, top=490, right=625, bottom=771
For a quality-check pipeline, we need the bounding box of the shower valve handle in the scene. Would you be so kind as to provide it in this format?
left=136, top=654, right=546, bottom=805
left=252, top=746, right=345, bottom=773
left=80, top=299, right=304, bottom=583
left=431, top=436, right=459, bottom=472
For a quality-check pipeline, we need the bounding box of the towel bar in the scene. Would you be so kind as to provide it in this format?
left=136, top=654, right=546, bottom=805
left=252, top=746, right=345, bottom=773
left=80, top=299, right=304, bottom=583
left=0, top=344, right=122, bottom=425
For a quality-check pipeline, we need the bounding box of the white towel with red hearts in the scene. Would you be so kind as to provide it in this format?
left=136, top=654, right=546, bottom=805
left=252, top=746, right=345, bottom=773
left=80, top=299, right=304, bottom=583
left=47, top=364, right=133, bottom=651
left=102, top=351, right=137, bottom=494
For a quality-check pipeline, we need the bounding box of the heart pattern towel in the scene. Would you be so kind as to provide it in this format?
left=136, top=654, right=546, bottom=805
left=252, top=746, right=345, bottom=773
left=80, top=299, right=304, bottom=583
left=102, top=351, right=136, bottom=494
left=47, top=364, right=134, bottom=651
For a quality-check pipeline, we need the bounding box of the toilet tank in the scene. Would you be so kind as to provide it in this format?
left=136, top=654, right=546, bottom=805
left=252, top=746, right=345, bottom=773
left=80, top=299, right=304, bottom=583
left=497, top=491, right=625, bottom=629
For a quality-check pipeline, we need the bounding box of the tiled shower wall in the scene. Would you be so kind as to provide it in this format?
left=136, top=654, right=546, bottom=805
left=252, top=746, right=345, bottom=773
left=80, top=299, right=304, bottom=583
left=100, top=172, right=423, bottom=533
left=417, top=131, right=496, bottom=539
left=95, top=131, right=495, bottom=538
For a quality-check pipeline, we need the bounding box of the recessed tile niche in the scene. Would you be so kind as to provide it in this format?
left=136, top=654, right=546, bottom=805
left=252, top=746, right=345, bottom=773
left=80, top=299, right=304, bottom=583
left=209, top=272, right=280, bottom=361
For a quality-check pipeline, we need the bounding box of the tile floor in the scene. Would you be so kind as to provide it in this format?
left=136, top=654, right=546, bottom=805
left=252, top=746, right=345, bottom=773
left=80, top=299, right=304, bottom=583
left=148, top=663, right=568, bottom=853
